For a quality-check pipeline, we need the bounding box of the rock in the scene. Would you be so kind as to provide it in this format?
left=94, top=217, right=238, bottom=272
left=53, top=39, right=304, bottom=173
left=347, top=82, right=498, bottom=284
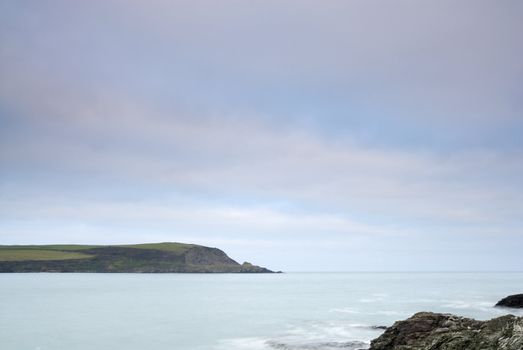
left=369, top=312, right=523, bottom=350
left=371, top=325, right=388, bottom=330
left=239, top=261, right=273, bottom=273
left=495, top=294, right=523, bottom=308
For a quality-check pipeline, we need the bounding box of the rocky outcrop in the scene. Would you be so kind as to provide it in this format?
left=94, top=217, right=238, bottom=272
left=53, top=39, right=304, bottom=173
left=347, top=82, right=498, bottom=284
left=239, top=262, right=273, bottom=273
left=369, top=312, right=523, bottom=350
left=184, top=245, right=239, bottom=266
left=496, top=294, right=523, bottom=308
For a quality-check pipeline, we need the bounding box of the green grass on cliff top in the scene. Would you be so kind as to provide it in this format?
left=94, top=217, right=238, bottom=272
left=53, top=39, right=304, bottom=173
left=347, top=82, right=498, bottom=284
left=0, top=242, right=198, bottom=261
left=0, top=244, right=99, bottom=251
left=0, top=249, right=94, bottom=261
left=119, top=242, right=196, bottom=254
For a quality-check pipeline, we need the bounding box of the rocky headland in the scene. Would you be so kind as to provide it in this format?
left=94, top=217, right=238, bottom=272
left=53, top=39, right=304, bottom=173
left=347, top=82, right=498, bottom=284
left=369, top=312, right=523, bottom=350
left=0, top=242, right=275, bottom=273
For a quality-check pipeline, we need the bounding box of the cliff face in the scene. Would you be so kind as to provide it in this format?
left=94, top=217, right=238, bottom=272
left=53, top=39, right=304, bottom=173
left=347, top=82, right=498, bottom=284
left=0, top=243, right=274, bottom=273
left=370, top=312, right=523, bottom=350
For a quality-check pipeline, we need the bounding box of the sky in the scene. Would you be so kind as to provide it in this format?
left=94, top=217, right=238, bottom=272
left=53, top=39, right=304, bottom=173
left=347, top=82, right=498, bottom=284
left=1, top=0, right=522, bottom=271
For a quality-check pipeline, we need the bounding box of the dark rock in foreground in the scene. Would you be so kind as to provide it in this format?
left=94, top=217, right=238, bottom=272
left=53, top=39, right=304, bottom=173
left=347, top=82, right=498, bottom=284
left=0, top=242, right=275, bottom=273
left=370, top=312, right=523, bottom=350
left=496, top=294, right=523, bottom=308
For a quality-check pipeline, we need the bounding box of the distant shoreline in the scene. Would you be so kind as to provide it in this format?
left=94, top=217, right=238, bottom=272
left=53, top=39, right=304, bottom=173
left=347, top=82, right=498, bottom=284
left=0, top=242, right=275, bottom=273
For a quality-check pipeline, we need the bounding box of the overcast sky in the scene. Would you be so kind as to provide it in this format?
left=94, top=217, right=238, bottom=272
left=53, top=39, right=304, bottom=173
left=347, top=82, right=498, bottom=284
left=1, top=0, right=522, bottom=271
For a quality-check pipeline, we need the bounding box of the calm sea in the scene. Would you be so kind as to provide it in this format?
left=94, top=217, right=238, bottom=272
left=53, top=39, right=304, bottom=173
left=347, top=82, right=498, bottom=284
left=1, top=272, right=522, bottom=350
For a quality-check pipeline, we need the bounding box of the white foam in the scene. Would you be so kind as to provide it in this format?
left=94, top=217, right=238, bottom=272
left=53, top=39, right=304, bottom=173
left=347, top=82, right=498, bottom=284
left=329, top=307, right=361, bottom=314
left=330, top=306, right=405, bottom=317
left=358, top=297, right=385, bottom=303
left=217, top=337, right=370, bottom=350
left=216, top=337, right=272, bottom=350
left=373, top=310, right=404, bottom=316
left=215, top=320, right=378, bottom=350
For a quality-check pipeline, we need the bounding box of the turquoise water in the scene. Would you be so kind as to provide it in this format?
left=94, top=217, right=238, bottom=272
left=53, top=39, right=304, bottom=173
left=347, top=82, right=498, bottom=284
left=1, top=273, right=523, bottom=350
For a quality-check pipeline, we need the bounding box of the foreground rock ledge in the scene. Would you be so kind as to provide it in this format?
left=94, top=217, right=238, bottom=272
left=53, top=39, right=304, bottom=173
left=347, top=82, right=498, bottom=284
left=369, top=312, right=523, bottom=350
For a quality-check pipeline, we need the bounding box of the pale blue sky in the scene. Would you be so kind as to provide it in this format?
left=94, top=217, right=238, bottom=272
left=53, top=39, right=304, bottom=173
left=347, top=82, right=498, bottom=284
left=1, top=1, right=522, bottom=271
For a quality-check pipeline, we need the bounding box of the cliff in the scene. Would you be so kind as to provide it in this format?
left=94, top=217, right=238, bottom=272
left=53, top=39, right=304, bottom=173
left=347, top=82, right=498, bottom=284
left=0, top=242, right=274, bottom=273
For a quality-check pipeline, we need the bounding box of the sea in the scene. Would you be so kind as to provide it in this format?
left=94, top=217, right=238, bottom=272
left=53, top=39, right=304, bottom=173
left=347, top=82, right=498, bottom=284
left=1, top=272, right=522, bottom=350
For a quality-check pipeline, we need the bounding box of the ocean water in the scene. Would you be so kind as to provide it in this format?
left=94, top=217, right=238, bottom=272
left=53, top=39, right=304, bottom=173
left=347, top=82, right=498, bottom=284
left=1, top=273, right=523, bottom=350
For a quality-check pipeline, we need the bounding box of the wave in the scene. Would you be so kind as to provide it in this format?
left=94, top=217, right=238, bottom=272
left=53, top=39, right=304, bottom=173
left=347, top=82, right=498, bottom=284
left=330, top=307, right=405, bottom=317
left=440, top=299, right=523, bottom=316
left=217, top=337, right=369, bottom=350
left=442, top=300, right=494, bottom=310
left=266, top=340, right=369, bottom=349
left=216, top=321, right=382, bottom=350
left=332, top=297, right=523, bottom=317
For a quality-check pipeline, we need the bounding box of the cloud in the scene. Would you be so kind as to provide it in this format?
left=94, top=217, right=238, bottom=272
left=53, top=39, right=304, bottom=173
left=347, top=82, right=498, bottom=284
left=2, top=1, right=522, bottom=129
left=2, top=99, right=522, bottom=229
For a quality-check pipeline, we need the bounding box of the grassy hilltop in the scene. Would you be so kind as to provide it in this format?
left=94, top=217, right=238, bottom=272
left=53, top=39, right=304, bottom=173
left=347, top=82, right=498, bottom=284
left=0, top=242, right=273, bottom=273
